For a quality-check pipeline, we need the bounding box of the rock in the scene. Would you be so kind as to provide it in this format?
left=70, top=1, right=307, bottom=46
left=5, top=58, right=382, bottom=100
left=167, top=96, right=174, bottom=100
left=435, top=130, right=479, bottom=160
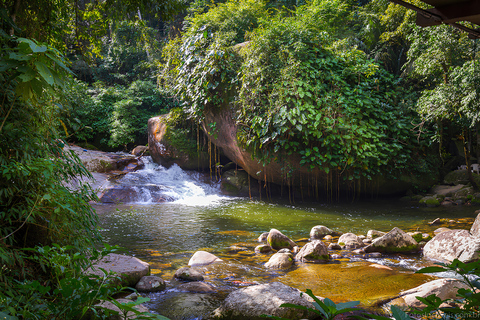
left=338, top=233, right=363, bottom=249
left=98, top=185, right=172, bottom=203
left=221, top=170, right=252, bottom=196
left=188, top=251, right=223, bottom=267
left=358, top=235, right=366, bottom=240
left=258, top=232, right=269, bottom=242
left=267, top=229, right=296, bottom=251
left=367, top=230, right=386, bottom=239
left=352, top=248, right=365, bottom=255
left=174, top=267, right=204, bottom=281
left=131, top=145, right=149, bottom=157
left=364, top=227, right=419, bottom=253
left=365, top=252, right=382, bottom=258
left=86, top=254, right=150, bottom=287
left=295, top=240, right=329, bottom=262
left=135, top=275, right=166, bottom=293
left=369, top=264, right=392, bottom=271
left=444, top=170, right=469, bottom=185
left=430, top=184, right=465, bottom=196
left=210, top=282, right=314, bottom=320
left=309, top=225, right=336, bottom=240
left=264, top=252, right=294, bottom=269
left=422, top=233, right=432, bottom=241
left=328, top=243, right=342, bottom=250
left=278, top=248, right=292, bottom=254
left=441, top=200, right=454, bottom=206
left=96, top=298, right=149, bottom=320
left=177, top=282, right=216, bottom=293
left=434, top=227, right=451, bottom=235
left=429, top=218, right=442, bottom=225
left=255, top=245, right=272, bottom=253
left=362, top=239, right=372, bottom=245
left=423, top=229, right=480, bottom=262
left=455, top=199, right=464, bottom=205
left=470, top=213, right=480, bottom=237
left=324, top=235, right=333, bottom=241
left=419, top=196, right=440, bottom=207
left=200, top=107, right=434, bottom=197
left=148, top=114, right=210, bottom=170
left=390, top=279, right=469, bottom=309
left=65, top=145, right=140, bottom=173
left=330, top=254, right=343, bottom=259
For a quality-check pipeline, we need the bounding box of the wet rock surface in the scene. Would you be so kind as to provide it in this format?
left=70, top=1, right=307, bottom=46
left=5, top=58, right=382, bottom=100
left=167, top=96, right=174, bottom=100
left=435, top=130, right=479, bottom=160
left=423, top=229, right=480, bottom=262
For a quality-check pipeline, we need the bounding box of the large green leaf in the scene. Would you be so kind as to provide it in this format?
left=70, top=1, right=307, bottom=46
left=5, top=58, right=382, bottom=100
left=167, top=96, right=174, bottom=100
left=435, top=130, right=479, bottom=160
left=34, top=61, right=55, bottom=85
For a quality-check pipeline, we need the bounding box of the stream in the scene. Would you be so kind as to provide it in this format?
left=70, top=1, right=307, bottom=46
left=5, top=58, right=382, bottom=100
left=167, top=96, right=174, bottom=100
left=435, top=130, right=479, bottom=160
left=93, top=157, right=477, bottom=319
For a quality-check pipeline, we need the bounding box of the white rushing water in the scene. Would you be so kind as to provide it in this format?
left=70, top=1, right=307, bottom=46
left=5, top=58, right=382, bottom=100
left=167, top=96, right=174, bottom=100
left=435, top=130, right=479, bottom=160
left=114, top=156, right=233, bottom=206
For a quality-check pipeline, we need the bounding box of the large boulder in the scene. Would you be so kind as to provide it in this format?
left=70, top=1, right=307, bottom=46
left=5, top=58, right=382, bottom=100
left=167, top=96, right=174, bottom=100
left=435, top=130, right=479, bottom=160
left=200, top=107, right=435, bottom=196
left=264, top=252, right=294, bottom=269
left=423, top=229, right=480, bottom=263
left=338, top=233, right=363, bottom=249
left=86, top=254, right=150, bottom=287
left=65, top=145, right=141, bottom=173
left=390, top=279, right=469, bottom=309
left=148, top=114, right=210, bottom=170
left=267, top=229, right=297, bottom=251
left=188, top=251, right=223, bottom=267
left=470, top=213, right=480, bottom=238
left=309, top=226, right=337, bottom=240
left=295, top=240, right=329, bottom=262
left=364, top=227, right=419, bottom=253
left=98, top=185, right=173, bottom=203
left=209, top=282, right=315, bottom=320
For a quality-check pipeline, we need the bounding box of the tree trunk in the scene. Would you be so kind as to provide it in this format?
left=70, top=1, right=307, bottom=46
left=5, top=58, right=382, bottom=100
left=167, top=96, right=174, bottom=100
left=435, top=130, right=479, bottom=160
left=463, top=129, right=477, bottom=190
left=9, top=0, right=21, bottom=35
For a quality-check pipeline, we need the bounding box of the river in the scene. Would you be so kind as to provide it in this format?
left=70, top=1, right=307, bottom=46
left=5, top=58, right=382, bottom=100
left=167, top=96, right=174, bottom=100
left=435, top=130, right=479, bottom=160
left=93, top=157, right=477, bottom=319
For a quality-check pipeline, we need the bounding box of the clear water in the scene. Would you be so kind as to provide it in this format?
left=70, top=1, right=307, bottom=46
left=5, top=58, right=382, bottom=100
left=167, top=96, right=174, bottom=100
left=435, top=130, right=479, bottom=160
left=94, top=157, right=477, bottom=319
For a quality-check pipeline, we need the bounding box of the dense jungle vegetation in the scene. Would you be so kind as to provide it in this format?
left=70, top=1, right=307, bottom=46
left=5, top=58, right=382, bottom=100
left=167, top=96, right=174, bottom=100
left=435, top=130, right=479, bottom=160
left=1, top=0, right=480, bottom=318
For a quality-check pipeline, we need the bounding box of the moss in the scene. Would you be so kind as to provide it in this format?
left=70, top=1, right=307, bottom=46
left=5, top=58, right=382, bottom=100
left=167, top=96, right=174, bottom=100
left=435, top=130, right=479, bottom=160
left=374, top=244, right=419, bottom=253
left=425, top=198, right=440, bottom=207
left=411, top=233, right=423, bottom=243
left=338, top=242, right=345, bottom=246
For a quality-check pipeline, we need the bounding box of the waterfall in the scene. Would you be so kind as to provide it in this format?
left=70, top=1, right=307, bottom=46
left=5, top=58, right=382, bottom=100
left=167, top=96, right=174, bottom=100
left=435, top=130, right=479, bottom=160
left=109, top=156, right=232, bottom=206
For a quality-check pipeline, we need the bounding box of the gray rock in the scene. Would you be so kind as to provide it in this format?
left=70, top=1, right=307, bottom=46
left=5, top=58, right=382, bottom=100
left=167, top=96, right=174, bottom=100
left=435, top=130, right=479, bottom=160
left=278, top=248, right=292, bottom=254
left=267, top=229, right=296, bottom=251
left=338, top=233, right=363, bottom=248
left=309, top=225, right=335, bottom=240
left=210, top=282, right=314, bottom=320
left=364, top=227, right=419, bottom=253
left=330, top=254, right=343, bottom=259
left=258, top=232, right=269, bottom=242
left=86, top=254, right=150, bottom=287
left=367, top=230, right=386, bottom=239
left=328, top=243, right=342, bottom=250
left=135, top=275, right=166, bottom=293
left=390, top=279, right=469, bottom=309
left=264, top=252, right=294, bottom=269
left=324, top=235, right=333, bottom=241
left=255, top=245, right=272, bottom=253
left=470, top=213, right=480, bottom=238
left=188, top=251, right=222, bottom=267
left=434, top=227, right=451, bottom=235
left=174, top=266, right=204, bottom=281
left=423, top=229, right=480, bottom=263
left=295, top=240, right=329, bottom=262
left=177, top=282, right=216, bottom=293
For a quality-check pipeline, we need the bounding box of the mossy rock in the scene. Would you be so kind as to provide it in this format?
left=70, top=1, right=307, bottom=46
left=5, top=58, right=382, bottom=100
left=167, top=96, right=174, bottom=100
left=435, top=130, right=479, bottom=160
left=419, top=196, right=440, bottom=207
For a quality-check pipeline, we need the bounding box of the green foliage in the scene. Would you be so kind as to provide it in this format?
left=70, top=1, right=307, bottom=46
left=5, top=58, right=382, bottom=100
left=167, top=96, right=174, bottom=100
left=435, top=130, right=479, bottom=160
left=62, top=80, right=179, bottom=149
left=162, top=0, right=430, bottom=184
left=414, top=259, right=480, bottom=317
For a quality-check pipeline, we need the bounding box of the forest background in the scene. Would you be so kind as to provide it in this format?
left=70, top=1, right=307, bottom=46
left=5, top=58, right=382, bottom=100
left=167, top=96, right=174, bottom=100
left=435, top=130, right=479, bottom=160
left=1, top=0, right=480, bottom=318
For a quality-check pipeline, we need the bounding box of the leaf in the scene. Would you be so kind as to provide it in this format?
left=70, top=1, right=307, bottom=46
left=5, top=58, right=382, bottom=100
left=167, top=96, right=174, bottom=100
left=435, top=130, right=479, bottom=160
left=34, top=61, right=54, bottom=85
left=390, top=305, right=414, bottom=320
left=336, top=301, right=360, bottom=310
left=9, top=52, right=31, bottom=61
left=415, top=266, right=446, bottom=274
